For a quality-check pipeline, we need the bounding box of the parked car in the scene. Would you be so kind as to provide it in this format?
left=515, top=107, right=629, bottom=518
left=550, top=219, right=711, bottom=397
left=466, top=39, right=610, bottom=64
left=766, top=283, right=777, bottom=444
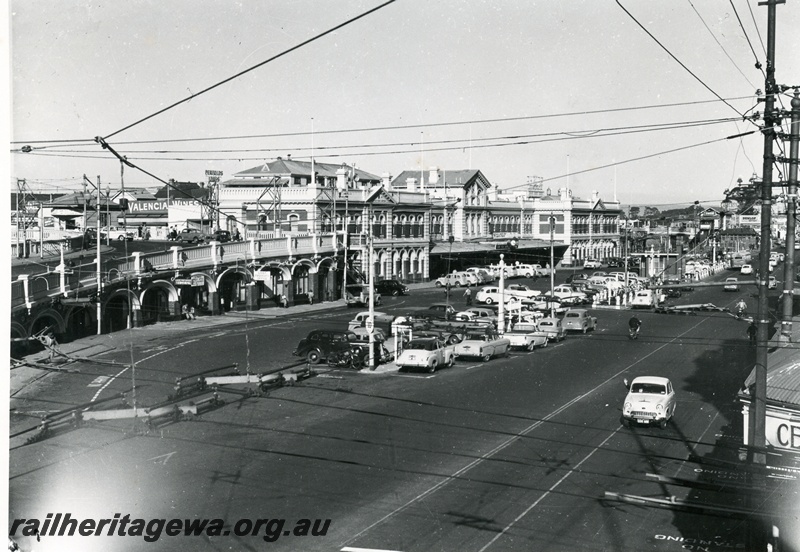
left=347, top=311, right=396, bottom=334
left=350, top=326, right=387, bottom=343
left=566, top=272, right=590, bottom=284
left=434, top=272, right=476, bottom=287
left=454, top=331, right=511, bottom=362
left=621, top=376, right=676, bottom=429
left=562, top=309, right=597, bottom=333
left=476, top=286, right=521, bottom=305
left=427, top=303, right=457, bottom=320
left=375, top=279, right=409, bottom=296
left=488, top=264, right=517, bottom=279
left=179, top=228, right=206, bottom=244
left=504, top=329, right=548, bottom=351
left=512, top=264, right=541, bottom=278
left=506, top=284, right=542, bottom=299
left=536, top=317, right=566, bottom=341
left=293, top=330, right=357, bottom=364
left=465, top=267, right=495, bottom=284
left=463, top=307, right=497, bottom=323
left=208, top=229, right=231, bottom=242
left=395, top=337, right=456, bottom=373
left=544, top=285, right=587, bottom=304
left=102, top=226, right=135, bottom=241
left=631, top=290, right=658, bottom=309
left=723, top=277, right=740, bottom=292
left=583, top=259, right=602, bottom=269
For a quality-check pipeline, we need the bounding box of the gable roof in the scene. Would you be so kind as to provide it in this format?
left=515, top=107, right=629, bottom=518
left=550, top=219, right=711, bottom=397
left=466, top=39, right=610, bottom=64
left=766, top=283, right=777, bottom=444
left=232, top=158, right=381, bottom=184
left=390, top=169, right=489, bottom=190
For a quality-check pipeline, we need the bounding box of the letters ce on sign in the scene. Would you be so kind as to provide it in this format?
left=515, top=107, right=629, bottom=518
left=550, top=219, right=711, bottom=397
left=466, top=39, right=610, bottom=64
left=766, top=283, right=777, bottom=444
left=742, top=401, right=800, bottom=453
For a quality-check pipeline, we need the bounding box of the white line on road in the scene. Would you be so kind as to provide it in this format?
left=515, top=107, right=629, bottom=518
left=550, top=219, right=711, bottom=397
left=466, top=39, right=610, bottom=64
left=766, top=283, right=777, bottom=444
left=342, top=316, right=710, bottom=550
left=342, top=547, right=405, bottom=552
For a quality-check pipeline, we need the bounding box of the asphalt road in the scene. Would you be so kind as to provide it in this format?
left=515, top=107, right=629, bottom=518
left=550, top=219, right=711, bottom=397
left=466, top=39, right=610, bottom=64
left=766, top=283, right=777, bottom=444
left=9, top=271, right=768, bottom=552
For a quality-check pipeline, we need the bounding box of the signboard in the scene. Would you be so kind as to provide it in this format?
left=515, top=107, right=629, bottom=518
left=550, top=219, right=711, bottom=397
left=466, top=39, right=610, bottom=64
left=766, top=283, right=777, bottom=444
left=365, top=318, right=375, bottom=334
left=191, top=275, right=205, bottom=287
left=206, top=170, right=223, bottom=183
left=129, top=199, right=200, bottom=212
left=174, top=278, right=193, bottom=286
left=253, top=271, right=272, bottom=282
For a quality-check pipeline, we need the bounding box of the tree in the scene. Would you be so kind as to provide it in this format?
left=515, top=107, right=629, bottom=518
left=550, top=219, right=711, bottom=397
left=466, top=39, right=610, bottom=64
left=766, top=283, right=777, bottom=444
left=644, top=206, right=660, bottom=218
left=628, top=206, right=640, bottom=219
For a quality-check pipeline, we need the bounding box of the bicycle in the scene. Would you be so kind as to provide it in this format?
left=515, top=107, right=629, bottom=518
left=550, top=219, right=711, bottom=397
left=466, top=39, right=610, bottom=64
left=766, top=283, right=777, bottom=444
left=628, top=326, right=640, bottom=340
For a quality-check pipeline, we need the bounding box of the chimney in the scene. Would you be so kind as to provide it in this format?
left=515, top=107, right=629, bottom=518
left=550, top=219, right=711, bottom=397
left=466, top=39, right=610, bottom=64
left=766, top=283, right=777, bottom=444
left=406, top=178, right=417, bottom=192
left=336, top=167, right=348, bottom=190
left=591, top=190, right=599, bottom=203
left=382, top=173, right=392, bottom=189
left=429, top=167, right=439, bottom=186
left=560, top=187, right=570, bottom=201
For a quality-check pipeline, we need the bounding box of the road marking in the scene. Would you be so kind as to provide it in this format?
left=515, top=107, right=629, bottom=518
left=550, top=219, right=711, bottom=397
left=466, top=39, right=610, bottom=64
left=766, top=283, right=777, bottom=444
left=478, top=430, right=619, bottom=552
left=342, top=548, right=405, bottom=552
left=148, top=452, right=176, bottom=465
left=342, top=316, right=710, bottom=550
left=87, top=376, right=110, bottom=388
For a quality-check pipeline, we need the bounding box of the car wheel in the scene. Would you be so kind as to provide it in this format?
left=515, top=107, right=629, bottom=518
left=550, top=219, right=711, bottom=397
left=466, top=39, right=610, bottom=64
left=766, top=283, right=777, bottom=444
left=454, top=282, right=461, bottom=287
left=482, top=353, right=491, bottom=362
left=306, top=350, right=321, bottom=364
left=484, top=297, right=493, bottom=305
left=435, top=281, right=443, bottom=287
left=392, top=290, right=400, bottom=296
left=447, top=356, right=454, bottom=367
left=117, top=235, right=125, bottom=241
left=582, top=326, right=587, bottom=334
left=658, top=419, right=667, bottom=430
left=428, top=360, right=438, bottom=373
left=621, top=417, right=631, bottom=428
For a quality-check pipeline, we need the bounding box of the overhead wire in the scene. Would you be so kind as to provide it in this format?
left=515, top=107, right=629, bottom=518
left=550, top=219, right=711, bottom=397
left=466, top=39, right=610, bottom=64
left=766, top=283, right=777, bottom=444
left=688, top=0, right=758, bottom=89
left=102, top=0, right=398, bottom=140
left=729, top=0, right=766, bottom=79
left=615, top=0, right=746, bottom=119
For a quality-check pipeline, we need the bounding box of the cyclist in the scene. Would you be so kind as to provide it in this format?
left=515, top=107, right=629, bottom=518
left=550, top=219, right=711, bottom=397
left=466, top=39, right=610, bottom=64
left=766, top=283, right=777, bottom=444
left=628, top=315, right=642, bottom=339
left=735, top=299, right=748, bottom=319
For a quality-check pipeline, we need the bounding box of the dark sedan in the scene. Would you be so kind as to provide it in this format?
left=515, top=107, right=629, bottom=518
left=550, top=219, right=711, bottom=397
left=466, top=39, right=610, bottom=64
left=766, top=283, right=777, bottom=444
left=375, top=279, right=409, bottom=296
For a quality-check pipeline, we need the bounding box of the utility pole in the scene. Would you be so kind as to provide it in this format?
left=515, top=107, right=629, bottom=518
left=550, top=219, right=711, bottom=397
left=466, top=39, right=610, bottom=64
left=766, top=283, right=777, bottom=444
left=780, top=88, right=799, bottom=339
left=96, top=176, right=102, bottom=335
left=750, top=1, right=781, bottom=548
left=367, top=207, right=376, bottom=370
left=498, top=254, right=505, bottom=335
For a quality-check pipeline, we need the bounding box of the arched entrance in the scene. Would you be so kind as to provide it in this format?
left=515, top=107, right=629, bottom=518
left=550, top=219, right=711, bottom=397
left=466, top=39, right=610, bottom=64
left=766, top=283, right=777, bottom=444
left=140, top=280, right=179, bottom=324
left=103, top=289, right=141, bottom=333
left=216, top=266, right=252, bottom=312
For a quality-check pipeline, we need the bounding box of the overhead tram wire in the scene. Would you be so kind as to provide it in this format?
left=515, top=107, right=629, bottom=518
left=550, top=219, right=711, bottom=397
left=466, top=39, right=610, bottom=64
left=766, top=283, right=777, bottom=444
left=615, top=0, right=747, bottom=120
left=688, top=0, right=758, bottom=89
left=101, top=0, right=397, bottom=141
left=12, top=95, right=756, bottom=151
left=745, top=0, right=768, bottom=59
left=34, top=116, right=743, bottom=156
left=730, top=0, right=766, bottom=79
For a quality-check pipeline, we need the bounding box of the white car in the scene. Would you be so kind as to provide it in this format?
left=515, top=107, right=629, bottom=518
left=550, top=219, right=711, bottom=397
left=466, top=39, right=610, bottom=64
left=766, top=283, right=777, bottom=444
left=102, top=226, right=134, bottom=241
left=740, top=264, right=753, bottom=275
left=621, top=376, right=676, bottom=429
left=348, top=311, right=396, bottom=334
left=454, top=331, right=511, bottom=362
left=476, top=286, right=520, bottom=305
left=583, top=259, right=602, bottom=269
left=504, top=330, right=548, bottom=351
left=506, top=284, right=542, bottom=299
left=513, top=264, right=541, bottom=278
left=536, top=317, right=566, bottom=341
left=723, top=277, right=740, bottom=292
left=544, top=285, right=587, bottom=303
left=396, top=338, right=455, bottom=373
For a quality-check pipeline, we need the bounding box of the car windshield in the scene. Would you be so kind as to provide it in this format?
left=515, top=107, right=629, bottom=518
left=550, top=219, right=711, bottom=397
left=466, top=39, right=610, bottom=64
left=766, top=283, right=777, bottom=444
left=406, top=340, right=435, bottom=351
left=631, top=383, right=667, bottom=394
left=565, top=313, right=580, bottom=318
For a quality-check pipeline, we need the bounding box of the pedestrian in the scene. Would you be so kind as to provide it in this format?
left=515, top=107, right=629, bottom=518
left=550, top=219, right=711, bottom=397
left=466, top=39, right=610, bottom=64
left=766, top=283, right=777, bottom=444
left=747, top=322, right=757, bottom=344
left=280, top=294, right=289, bottom=308
left=463, top=287, right=472, bottom=306
left=232, top=227, right=241, bottom=241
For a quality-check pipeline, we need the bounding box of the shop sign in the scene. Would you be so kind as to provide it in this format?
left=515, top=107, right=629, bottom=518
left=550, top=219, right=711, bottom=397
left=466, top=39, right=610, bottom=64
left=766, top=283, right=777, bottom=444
left=174, top=278, right=192, bottom=286
left=191, top=275, right=205, bottom=287
left=253, top=271, right=271, bottom=282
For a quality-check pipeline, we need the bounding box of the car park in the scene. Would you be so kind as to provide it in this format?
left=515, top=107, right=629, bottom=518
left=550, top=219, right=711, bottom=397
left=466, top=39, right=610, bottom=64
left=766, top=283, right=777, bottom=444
left=621, top=376, right=676, bottom=429
left=454, top=331, right=511, bottom=361
left=536, top=317, right=566, bottom=341
left=723, top=277, right=740, bottom=292
left=561, top=309, right=597, bottom=333
left=583, top=259, right=602, bottom=269
left=293, top=330, right=357, bottom=364
left=396, top=337, right=456, bottom=373
left=375, top=279, right=409, bottom=296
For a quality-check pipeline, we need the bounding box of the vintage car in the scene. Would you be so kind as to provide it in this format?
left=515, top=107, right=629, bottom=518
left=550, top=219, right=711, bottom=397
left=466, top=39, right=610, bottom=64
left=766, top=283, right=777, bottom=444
left=345, top=284, right=382, bottom=307
left=506, top=284, right=542, bottom=299
left=536, top=317, right=566, bottom=342
left=504, top=329, right=548, bottom=351
left=350, top=326, right=387, bottom=343
left=454, top=331, right=511, bottom=362
left=395, top=337, right=456, bottom=373
left=102, top=226, right=135, bottom=241
left=621, top=376, right=676, bottom=429
left=583, top=259, right=603, bottom=269
left=464, top=307, right=497, bottom=322
left=631, top=290, right=659, bottom=309
left=375, top=279, right=409, bottom=296
left=740, top=264, right=754, bottom=275
left=723, top=277, right=740, bottom=292
left=544, top=285, right=587, bottom=304
left=562, top=309, right=597, bottom=333
left=293, top=330, right=358, bottom=364
left=347, top=311, right=396, bottom=334
left=476, top=287, right=521, bottom=305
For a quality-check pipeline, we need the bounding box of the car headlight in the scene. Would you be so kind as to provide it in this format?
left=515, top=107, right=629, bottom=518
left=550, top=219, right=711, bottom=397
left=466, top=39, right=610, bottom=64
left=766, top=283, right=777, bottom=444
left=624, top=402, right=631, bottom=411
left=656, top=404, right=663, bottom=412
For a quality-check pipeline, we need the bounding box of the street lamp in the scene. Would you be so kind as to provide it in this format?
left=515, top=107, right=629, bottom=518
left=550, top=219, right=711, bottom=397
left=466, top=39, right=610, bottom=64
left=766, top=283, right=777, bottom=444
left=445, top=235, right=454, bottom=309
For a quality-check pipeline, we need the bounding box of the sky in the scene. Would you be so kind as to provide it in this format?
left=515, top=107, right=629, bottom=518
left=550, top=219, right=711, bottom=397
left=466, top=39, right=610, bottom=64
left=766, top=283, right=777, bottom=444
left=6, top=0, right=800, bottom=209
